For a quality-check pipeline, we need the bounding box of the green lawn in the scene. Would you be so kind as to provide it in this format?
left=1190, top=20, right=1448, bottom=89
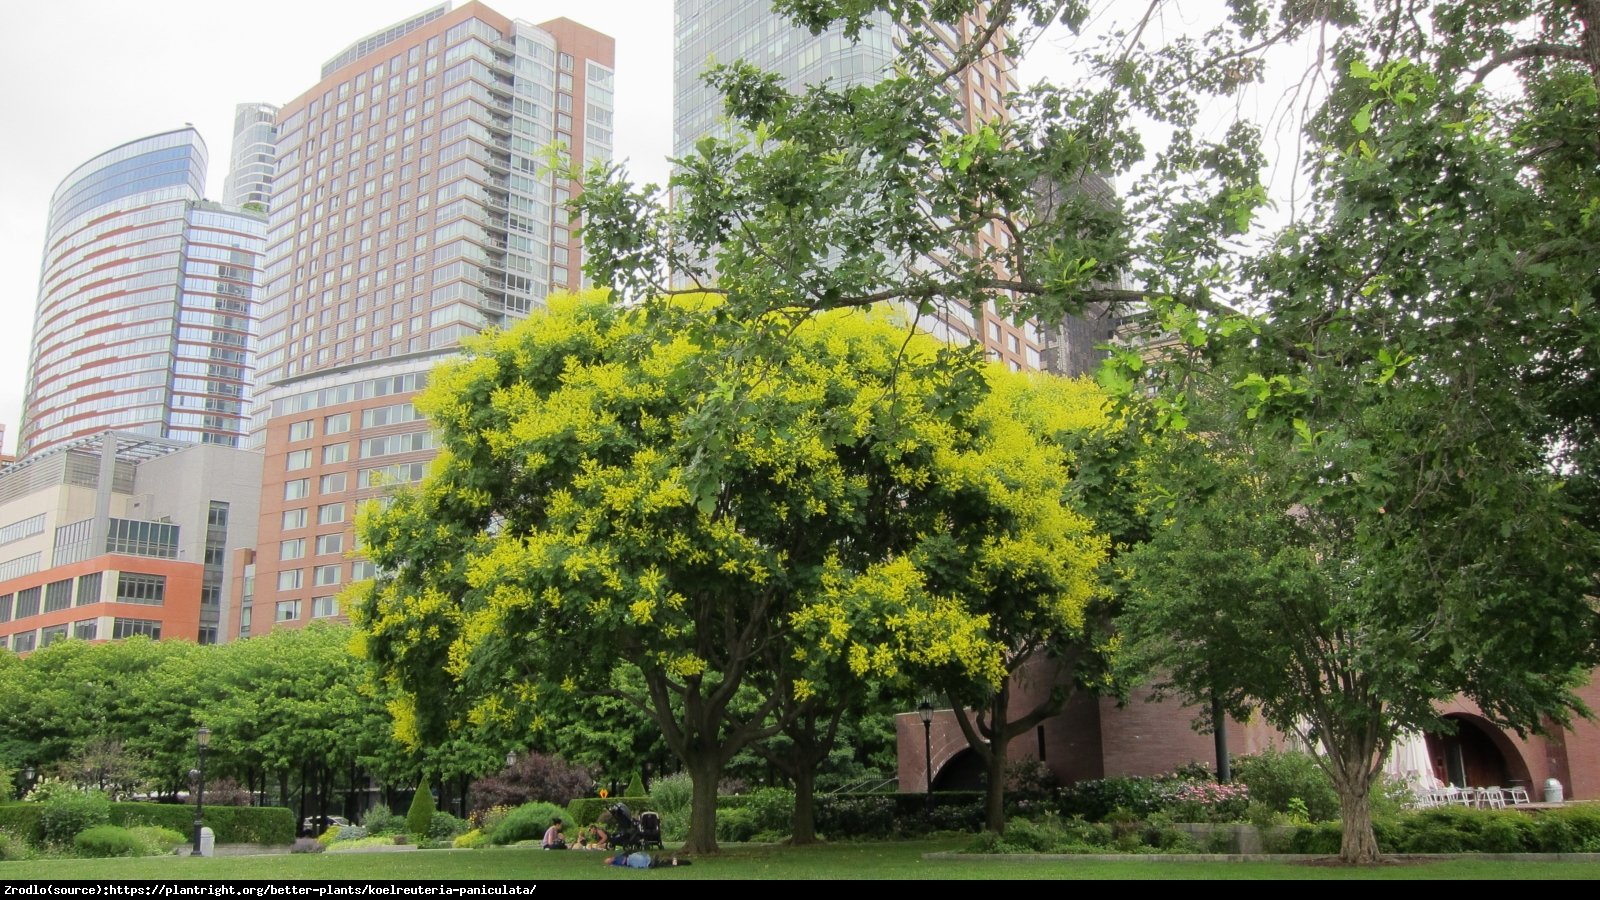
left=2, top=840, right=1598, bottom=880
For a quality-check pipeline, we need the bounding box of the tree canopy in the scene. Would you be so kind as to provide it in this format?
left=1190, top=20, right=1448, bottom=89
left=350, top=292, right=1112, bottom=850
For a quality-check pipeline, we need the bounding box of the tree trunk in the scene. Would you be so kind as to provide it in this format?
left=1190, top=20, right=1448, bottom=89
left=684, top=754, right=722, bottom=854
left=791, top=764, right=818, bottom=845
left=1335, top=780, right=1380, bottom=864
left=983, top=738, right=1007, bottom=833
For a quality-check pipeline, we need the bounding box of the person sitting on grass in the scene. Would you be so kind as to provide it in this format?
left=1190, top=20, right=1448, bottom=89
left=576, top=823, right=610, bottom=850
left=604, top=852, right=690, bottom=868
left=542, top=817, right=567, bottom=850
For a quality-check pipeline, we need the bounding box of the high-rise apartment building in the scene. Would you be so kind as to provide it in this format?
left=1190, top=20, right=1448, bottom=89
left=18, top=128, right=267, bottom=460
left=673, top=0, right=1040, bottom=371
left=239, top=2, right=614, bottom=637
left=222, top=103, right=281, bottom=210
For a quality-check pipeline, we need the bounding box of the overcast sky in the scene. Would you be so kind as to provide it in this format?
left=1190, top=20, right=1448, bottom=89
left=0, top=1, right=1252, bottom=456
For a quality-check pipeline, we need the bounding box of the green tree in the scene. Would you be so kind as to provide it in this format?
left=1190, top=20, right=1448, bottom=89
left=569, top=0, right=1600, bottom=863
left=350, top=293, right=1097, bottom=851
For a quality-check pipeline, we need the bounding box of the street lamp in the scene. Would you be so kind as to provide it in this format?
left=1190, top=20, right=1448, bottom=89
left=192, top=727, right=211, bottom=856
left=20, top=766, right=34, bottom=800
left=918, top=701, right=934, bottom=813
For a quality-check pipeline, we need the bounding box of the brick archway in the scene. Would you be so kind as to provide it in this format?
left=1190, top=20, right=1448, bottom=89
left=1426, top=713, right=1534, bottom=789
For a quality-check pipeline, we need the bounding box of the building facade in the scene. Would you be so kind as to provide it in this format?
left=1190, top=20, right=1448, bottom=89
left=18, top=128, right=267, bottom=460
left=0, top=433, right=260, bottom=652
left=673, top=0, right=1041, bottom=371
left=222, top=102, right=281, bottom=211
left=238, top=2, right=615, bottom=637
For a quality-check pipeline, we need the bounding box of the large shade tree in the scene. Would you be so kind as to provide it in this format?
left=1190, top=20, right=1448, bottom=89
left=349, top=293, right=1109, bottom=851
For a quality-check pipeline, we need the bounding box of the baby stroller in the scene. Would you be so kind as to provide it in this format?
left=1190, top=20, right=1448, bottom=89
left=608, top=803, right=664, bottom=850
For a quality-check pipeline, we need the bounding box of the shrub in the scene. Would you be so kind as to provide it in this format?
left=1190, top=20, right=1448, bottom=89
left=1232, top=749, right=1339, bottom=822
left=362, top=803, right=402, bottom=835
left=453, top=828, right=490, bottom=849
left=316, top=825, right=342, bottom=847
left=488, top=801, right=568, bottom=846
left=625, top=773, right=646, bottom=798
left=0, top=828, right=32, bottom=861
left=74, top=825, right=146, bottom=858
left=290, top=837, right=324, bottom=853
left=406, top=778, right=436, bottom=837
left=127, top=825, right=185, bottom=856
left=330, top=825, right=370, bottom=843
left=1006, top=759, right=1058, bottom=795
left=1057, top=775, right=1169, bottom=820
left=647, top=772, right=693, bottom=819
left=38, top=786, right=112, bottom=846
left=1161, top=781, right=1251, bottom=823
left=468, top=752, right=592, bottom=813
left=743, top=787, right=794, bottom=836
left=429, top=811, right=469, bottom=841
left=716, top=806, right=758, bottom=842
left=200, top=778, right=252, bottom=807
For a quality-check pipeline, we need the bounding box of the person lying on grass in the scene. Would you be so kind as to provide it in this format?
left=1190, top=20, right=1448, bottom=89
left=604, top=852, right=690, bottom=868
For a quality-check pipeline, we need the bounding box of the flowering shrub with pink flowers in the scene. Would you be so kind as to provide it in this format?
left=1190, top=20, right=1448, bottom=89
left=1160, top=780, right=1252, bottom=823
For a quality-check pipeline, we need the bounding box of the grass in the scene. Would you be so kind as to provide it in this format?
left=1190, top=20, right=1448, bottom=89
left=2, top=839, right=1598, bottom=880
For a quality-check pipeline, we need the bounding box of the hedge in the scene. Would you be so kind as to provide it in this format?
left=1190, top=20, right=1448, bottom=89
left=0, top=802, right=294, bottom=845
left=1282, top=805, right=1600, bottom=854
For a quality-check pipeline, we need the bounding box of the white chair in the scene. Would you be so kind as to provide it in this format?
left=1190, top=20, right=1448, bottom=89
left=1477, top=786, right=1506, bottom=809
left=1505, top=785, right=1531, bottom=805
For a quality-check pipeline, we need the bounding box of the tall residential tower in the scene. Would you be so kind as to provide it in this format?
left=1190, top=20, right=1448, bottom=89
left=673, top=0, right=1040, bottom=370
left=222, top=102, right=281, bottom=211
left=238, top=2, right=614, bottom=637
left=18, top=128, right=267, bottom=460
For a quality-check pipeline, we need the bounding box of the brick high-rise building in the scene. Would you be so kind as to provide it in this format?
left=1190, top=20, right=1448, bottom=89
left=18, top=128, right=267, bottom=460
left=240, top=2, right=614, bottom=637
left=673, top=0, right=1041, bottom=370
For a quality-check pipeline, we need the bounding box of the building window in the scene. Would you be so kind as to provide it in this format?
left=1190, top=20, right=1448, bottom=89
left=15, top=586, right=41, bottom=619
left=0, top=553, right=42, bottom=582
left=105, top=519, right=180, bottom=558
left=73, top=619, right=99, bottom=640
left=325, top=412, right=352, bottom=434
left=111, top=618, right=162, bottom=640
left=198, top=626, right=218, bottom=645
left=76, top=573, right=102, bottom=606
left=283, top=508, right=308, bottom=530
left=312, top=596, right=338, bottom=618
left=323, top=443, right=349, bottom=464
left=239, top=605, right=253, bottom=637
left=277, top=569, right=304, bottom=591
left=41, top=624, right=69, bottom=647
left=115, top=573, right=167, bottom=606
left=289, top=420, right=314, bottom=441
left=0, top=513, right=46, bottom=546
left=11, top=631, right=36, bottom=653
left=350, top=560, right=377, bottom=581
left=0, top=593, right=11, bottom=622
left=315, top=533, right=344, bottom=556
left=321, top=473, right=348, bottom=494
left=313, top=565, right=342, bottom=587
left=281, top=539, right=307, bottom=561
left=43, top=579, right=73, bottom=613
left=287, top=449, right=313, bottom=471
left=276, top=599, right=302, bottom=622
left=285, top=479, right=311, bottom=500
left=317, top=503, right=346, bottom=525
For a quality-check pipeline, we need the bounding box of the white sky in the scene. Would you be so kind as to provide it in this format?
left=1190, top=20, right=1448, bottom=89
left=0, top=1, right=1281, bottom=456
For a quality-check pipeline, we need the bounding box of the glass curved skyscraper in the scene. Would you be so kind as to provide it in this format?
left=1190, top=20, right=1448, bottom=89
left=18, top=128, right=266, bottom=458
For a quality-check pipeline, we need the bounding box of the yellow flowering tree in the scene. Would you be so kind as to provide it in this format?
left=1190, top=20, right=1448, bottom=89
left=353, top=292, right=1080, bottom=852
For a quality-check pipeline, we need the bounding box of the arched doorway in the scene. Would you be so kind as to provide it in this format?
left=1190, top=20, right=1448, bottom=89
left=1424, top=714, right=1533, bottom=790
left=932, top=747, right=986, bottom=791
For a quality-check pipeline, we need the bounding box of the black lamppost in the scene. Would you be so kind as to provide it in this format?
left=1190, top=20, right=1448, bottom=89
left=918, top=701, right=934, bottom=813
left=20, top=766, right=34, bottom=800
left=191, top=727, right=210, bottom=856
